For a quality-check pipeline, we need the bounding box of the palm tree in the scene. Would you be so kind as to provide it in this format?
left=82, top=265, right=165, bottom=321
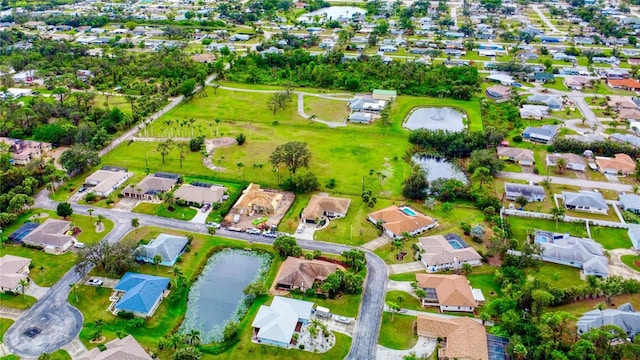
left=172, top=266, right=183, bottom=287
left=168, top=333, right=183, bottom=349
left=87, top=208, right=94, bottom=220
left=70, top=282, right=79, bottom=302
left=19, top=278, right=29, bottom=300
left=185, top=329, right=201, bottom=346
left=236, top=162, right=245, bottom=181
left=550, top=206, right=566, bottom=228
left=555, top=157, right=567, bottom=174
left=163, top=192, right=175, bottom=211
left=97, top=214, right=104, bottom=225
left=39, top=265, right=45, bottom=283
left=153, top=254, right=162, bottom=270
left=215, top=118, right=221, bottom=137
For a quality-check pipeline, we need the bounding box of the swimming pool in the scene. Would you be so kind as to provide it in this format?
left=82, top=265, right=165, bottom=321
left=400, top=207, right=417, bottom=216
left=448, top=240, right=463, bottom=249
left=535, top=235, right=552, bottom=243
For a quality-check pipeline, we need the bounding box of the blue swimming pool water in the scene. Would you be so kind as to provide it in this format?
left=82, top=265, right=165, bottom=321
left=448, top=240, right=463, bottom=249
left=400, top=207, right=417, bottom=216
left=535, top=235, right=550, bottom=243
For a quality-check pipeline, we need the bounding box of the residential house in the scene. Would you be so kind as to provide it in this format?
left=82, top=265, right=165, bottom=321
left=553, top=52, right=576, bottom=62
left=610, top=133, right=640, bottom=148
left=532, top=72, right=555, bottom=83
left=110, top=272, right=171, bottom=318
left=348, top=97, right=386, bottom=113
left=531, top=230, right=609, bottom=277
left=526, top=95, right=563, bottom=109
left=173, top=183, right=226, bottom=207
left=77, top=335, right=152, bottom=360
left=372, top=89, right=397, bottom=101
left=416, top=314, right=489, bottom=360
left=577, top=303, right=640, bottom=337
left=520, top=105, right=549, bottom=119
left=21, top=219, right=76, bottom=254
left=595, top=153, right=636, bottom=175
left=368, top=206, right=437, bottom=239
left=603, top=69, right=630, bottom=79
left=134, top=234, right=188, bottom=267
left=234, top=183, right=283, bottom=215
left=486, top=73, right=515, bottom=86
left=84, top=168, right=133, bottom=197
left=618, top=108, right=640, bottom=122
left=0, top=138, right=52, bottom=166
left=629, top=225, right=640, bottom=249
left=416, top=273, right=484, bottom=313
left=608, top=97, right=638, bottom=111
left=417, top=234, right=482, bottom=272
left=191, top=53, right=216, bottom=63
left=497, top=147, right=534, bottom=166
left=348, top=112, right=373, bottom=124
left=275, top=257, right=339, bottom=291
left=301, top=194, right=350, bottom=223
left=546, top=153, right=587, bottom=171
left=620, top=194, right=640, bottom=214
left=563, top=76, right=592, bottom=90
left=592, top=56, right=619, bottom=65
left=485, top=85, right=511, bottom=101
left=252, top=296, right=314, bottom=348
left=522, top=125, right=559, bottom=144
left=608, top=78, right=640, bottom=91
left=121, top=173, right=179, bottom=201
left=504, top=183, right=546, bottom=202
left=563, top=191, right=608, bottom=214
left=0, top=255, right=30, bottom=292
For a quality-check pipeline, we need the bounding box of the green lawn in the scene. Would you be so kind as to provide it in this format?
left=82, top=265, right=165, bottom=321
left=590, top=226, right=632, bottom=250
left=0, top=318, right=14, bottom=339
left=542, top=81, right=567, bottom=91
left=92, top=94, right=132, bottom=115
left=386, top=290, right=423, bottom=312
left=0, top=293, right=37, bottom=309
left=378, top=312, right=418, bottom=350
left=303, top=96, right=349, bottom=122
left=389, top=272, right=425, bottom=281
left=0, top=244, right=77, bottom=287
left=288, top=292, right=361, bottom=318
left=551, top=294, right=640, bottom=316
left=507, top=217, right=588, bottom=245
left=132, top=202, right=197, bottom=221
left=502, top=162, right=522, bottom=173
left=621, top=255, right=640, bottom=271
left=467, top=270, right=501, bottom=302
left=531, top=262, right=583, bottom=288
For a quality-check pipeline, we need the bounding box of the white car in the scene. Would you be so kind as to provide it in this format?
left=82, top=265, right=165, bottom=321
left=87, top=279, right=103, bottom=286
left=74, top=242, right=86, bottom=249
left=246, top=228, right=261, bottom=235
left=207, top=222, right=221, bottom=229
left=334, top=315, right=351, bottom=324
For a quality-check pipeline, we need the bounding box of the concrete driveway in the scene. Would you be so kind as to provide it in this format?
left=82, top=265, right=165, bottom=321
left=84, top=276, right=119, bottom=288
left=0, top=307, right=24, bottom=320
left=609, top=249, right=640, bottom=280
left=189, top=207, right=210, bottom=224
left=25, top=282, right=49, bottom=300
left=377, top=337, right=436, bottom=360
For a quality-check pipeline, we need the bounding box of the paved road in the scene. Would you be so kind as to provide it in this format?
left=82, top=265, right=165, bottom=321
left=497, top=172, right=633, bottom=192
left=609, top=248, right=640, bottom=281
left=6, top=193, right=387, bottom=359
left=531, top=4, right=559, bottom=33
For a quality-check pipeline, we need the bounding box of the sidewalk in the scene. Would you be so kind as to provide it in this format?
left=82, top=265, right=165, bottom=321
left=388, top=261, right=425, bottom=275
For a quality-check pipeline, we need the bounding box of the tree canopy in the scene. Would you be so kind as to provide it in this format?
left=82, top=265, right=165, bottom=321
left=269, top=141, right=312, bottom=175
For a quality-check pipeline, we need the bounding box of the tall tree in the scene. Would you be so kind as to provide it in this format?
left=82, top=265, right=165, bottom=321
left=269, top=141, right=312, bottom=174
left=157, top=139, right=174, bottom=164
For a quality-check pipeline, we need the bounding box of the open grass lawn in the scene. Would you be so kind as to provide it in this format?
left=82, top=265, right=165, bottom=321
left=502, top=162, right=522, bottom=173
left=0, top=293, right=37, bottom=309
left=219, top=81, right=353, bottom=95
left=389, top=272, right=425, bottom=281
left=467, top=265, right=501, bottom=302
left=92, top=94, right=132, bottom=115
left=542, top=81, right=567, bottom=92
left=621, top=255, right=640, bottom=271
left=0, top=318, right=14, bottom=339
left=378, top=312, right=418, bottom=350
left=531, top=262, right=583, bottom=288
left=132, top=202, right=197, bottom=221
left=507, top=216, right=588, bottom=244
left=0, top=244, right=75, bottom=287
left=550, top=294, right=640, bottom=316
left=303, top=96, right=349, bottom=122
left=313, top=196, right=395, bottom=246
left=386, top=290, right=423, bottom=312
left=288, top=292, right=361, bottom=318
left=590, top=226, right=632, bottom=250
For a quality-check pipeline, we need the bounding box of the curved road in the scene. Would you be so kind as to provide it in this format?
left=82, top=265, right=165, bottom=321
left=5, top=194, right=387, bottom=359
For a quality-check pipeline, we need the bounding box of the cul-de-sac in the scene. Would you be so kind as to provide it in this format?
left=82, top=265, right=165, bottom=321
left=1, top=0, right=640, bottom=359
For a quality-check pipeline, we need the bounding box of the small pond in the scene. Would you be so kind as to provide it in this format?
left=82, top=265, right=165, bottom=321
left=180, top=249, right=271, bottom=343
left=403, top=107, right=466, bottom=132
left=412, top=154, right=468, bottom=184
left=301, top=6, right=366, bottom=20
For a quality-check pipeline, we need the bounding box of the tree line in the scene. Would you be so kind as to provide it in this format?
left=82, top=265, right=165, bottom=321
left=226, top=49, right=481, bottom=99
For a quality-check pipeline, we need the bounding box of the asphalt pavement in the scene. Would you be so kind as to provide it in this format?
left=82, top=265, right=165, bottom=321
left=5, top=194, right=387, bottom=359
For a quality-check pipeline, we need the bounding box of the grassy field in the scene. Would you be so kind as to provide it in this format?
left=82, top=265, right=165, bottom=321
left=531, top=262, right=583, bottom=288
left=132, top=202, right=197, bottom=221
left=550, top=294, right=640, bottom=316
left=507, top=216, right=588, bottom=244
left=92, top=94, right=132, bottom=115
left=621, top=255, right=640, bottom=271
left=289, top=292, right=361, bottom=318
left=0, top=293, right=37, bottom=309
left=389, top=272, right=425, bottom=281
left=590, top=226, right=632, bottom=250
left=303, top=96, right=350, bottom=122
left=386, top=290, right=423, bottom=312
left=378, top=313, right=418, bottom=350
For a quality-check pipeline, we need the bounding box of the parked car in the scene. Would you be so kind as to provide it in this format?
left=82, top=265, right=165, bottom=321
left=334, top=315, right=351, bottom=324
left=207, top=222, right=221, bottom=229
left=263, top=231, right=278, bottom=238
left=296, top=224, right=305, bottom=233
left=78, top=187, right=87, bottom=193
left=74, top=242, right=86, bottom=249
left=246, top=228, right=261, bottom=235
left=201, top=203, right=211, bottom=212
left=87, top=279, right=103, bottom=286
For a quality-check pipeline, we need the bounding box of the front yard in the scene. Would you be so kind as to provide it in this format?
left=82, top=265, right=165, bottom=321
left=132, top=202, right=197, bottom=221
left=0, top=293, right=37, bottom=309
left=378, top=313, right=418, bottom=350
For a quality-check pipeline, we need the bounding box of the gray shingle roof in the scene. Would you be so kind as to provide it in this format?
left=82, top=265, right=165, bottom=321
left=563, top=191, right=607, bottom=209
left=577, top=303, right=640, bottom=337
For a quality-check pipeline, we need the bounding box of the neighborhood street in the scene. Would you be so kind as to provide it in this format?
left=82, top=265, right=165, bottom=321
left=4, top=193, right=386, bottom=359
left=497, top=171, right=634, bottom=192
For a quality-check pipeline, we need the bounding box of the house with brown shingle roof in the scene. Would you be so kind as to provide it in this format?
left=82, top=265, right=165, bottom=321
left=21, top=219, right=75, bottom=254
left=0, top=255, right=31, bottom=292
left=418, top=235, right=482, bottom=272
left=546, top=153, right=587, bottom=171
left=174, top=184, right=226, bottom=206
left=416, top=273, right=484, bottom=312
left=595, top=153, right=636, bottom=175
left=122, top=173, right=179, bottom=201
left=77, top=335, right=152, bottom=360
left=301, top=194, right=351, bottom=223
left=416, top=314, right=489, bottom=360
left=234, top=183, right=283, bottom=215
left=84, top=168, right=133, bottom=197
left=275, top=257, right=340, bottom=291
left=497, top=147, right=535, bottom=166
left=619, top=108, right=640, bottom=122
left=367, top=205, right=437, bottom=239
